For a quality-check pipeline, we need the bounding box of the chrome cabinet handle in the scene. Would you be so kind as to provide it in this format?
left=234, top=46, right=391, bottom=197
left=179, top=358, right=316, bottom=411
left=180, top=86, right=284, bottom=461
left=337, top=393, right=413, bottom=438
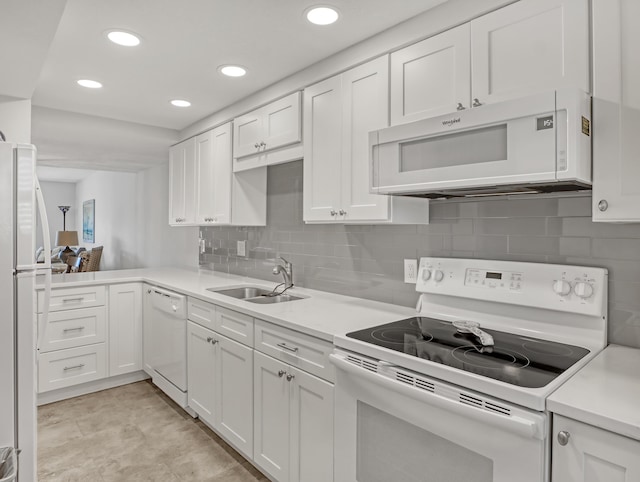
left=62, top=297, right=83, bottom=303
left=557, top=431, right=570, bottom=446
left=276, top=342, right=299, bottom=353
left=63, top=327, right=85, bottom=333
left=330, top=210, right=337, bottom=216
left=456, top=102, right=466, bottom=111
left=339, top=209, right=347, bottom=216
left=597, top=199, right=608, bottom=212
left=63, top=364, right=85, bottom=371
left=254, top=142, right=260, bottom=149
left=206, top=337, right=213, bottom=343
left=259, top=141, right=266, bottom=148
left=472, top=98, right=483, bottom=107
left=207, top=337, right=218, bottom=345
left=278, top=370, right=286, bottom=378
left=286, top=373, right=295, bottom=382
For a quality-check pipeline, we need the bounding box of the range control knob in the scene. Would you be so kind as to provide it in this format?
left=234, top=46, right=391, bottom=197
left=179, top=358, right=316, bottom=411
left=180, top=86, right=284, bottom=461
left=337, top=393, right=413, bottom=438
left=433, top=270, right=445, bottom=282
left=552, top=280, right=572, bottom=296
left=573, top=282, right=594, bottom=299
left=421, top=269, right=432, bottom=281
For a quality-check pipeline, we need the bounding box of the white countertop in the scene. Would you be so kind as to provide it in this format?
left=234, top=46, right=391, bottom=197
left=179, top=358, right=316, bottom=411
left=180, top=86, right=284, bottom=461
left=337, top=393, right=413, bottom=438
left=547, top=344, right=640, bottom=441
left=38, top=268, right=416, bottom=342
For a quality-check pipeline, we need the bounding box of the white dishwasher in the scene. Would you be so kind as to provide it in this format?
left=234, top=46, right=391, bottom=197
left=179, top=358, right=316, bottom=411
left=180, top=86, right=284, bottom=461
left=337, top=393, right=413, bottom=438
left=146, top=286, right=188, bottom=407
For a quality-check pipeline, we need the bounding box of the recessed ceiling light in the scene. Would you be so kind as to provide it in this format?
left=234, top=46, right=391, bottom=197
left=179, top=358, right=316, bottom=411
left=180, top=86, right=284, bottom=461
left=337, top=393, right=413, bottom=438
left=219, top=65, right=247, bottom=77
left=170, top=99, right=191, bottom=107
left=107, top=30, right=141, bottom=47
left=306, top=6, right=340, bottom=25
left=77, top=79, right=103, bottom=89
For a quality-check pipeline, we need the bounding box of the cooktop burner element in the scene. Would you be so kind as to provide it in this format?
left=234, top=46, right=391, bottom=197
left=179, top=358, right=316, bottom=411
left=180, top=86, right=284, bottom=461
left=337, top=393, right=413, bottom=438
left=346, top=316, right=590, bottom=388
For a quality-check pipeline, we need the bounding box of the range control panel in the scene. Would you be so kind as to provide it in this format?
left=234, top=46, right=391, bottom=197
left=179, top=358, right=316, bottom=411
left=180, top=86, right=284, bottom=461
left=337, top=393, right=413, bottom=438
left=464, top=268, right=523, bottom=291
left=416, top=257, right=608, bottom=318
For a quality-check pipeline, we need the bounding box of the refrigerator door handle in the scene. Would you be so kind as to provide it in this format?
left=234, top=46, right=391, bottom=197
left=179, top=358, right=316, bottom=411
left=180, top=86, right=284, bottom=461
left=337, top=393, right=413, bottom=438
left=34, top=176, right=52, bottom=349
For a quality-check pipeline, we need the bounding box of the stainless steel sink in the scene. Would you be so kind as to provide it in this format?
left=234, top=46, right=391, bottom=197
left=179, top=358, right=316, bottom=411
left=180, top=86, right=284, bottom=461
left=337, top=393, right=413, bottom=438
left=245, top=294, right=303, bottom=304
left=207, top=286, right=305, bottom=304
left=208, top=286, right=273, bottom=299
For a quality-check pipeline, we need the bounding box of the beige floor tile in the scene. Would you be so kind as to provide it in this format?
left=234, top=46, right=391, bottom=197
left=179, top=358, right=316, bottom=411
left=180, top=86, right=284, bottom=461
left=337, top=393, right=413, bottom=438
left=38, top=380, right=267, bottom=482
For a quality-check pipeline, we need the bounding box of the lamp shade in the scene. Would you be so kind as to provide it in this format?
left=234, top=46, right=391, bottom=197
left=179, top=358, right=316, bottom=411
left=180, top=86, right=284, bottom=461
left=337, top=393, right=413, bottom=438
left=55, top=231, right=79, bottom=247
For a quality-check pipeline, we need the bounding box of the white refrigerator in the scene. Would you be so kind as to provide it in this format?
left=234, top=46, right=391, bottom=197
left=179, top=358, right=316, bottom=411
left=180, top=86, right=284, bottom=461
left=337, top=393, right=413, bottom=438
left=0, top=142, right=51, bottom=482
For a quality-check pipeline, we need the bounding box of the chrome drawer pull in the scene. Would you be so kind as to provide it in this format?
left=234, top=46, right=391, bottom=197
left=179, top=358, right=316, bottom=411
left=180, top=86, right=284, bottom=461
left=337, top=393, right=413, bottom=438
left=278, top=370, right=286, bottom=378
left=63, top=327, right=85, bottom=333
left=277, top=342, right=299, bottom=353
left=62, top=297, right=84, bottom=303
left=63, top=364, right=85, bottom=371
left=286, top=373, right=295, bottom=382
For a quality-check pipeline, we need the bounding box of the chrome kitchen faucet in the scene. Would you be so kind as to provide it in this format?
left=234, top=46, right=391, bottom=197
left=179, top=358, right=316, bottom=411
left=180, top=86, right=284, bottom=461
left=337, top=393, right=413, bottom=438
left=273, top=257, right=293, bottom=289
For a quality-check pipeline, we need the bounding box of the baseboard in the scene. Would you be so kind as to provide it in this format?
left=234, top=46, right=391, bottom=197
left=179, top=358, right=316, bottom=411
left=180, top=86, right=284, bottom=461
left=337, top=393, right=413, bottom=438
left=37, top=371, right=150, bottom=405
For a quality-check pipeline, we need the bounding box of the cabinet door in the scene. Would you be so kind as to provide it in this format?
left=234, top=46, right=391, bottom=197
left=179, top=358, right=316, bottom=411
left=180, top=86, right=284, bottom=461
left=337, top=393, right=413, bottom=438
left=289, top=367, right=334, bottom=482
left=195, top=123, right=232, bottom=225
left=215, top=335, right=253, bottom=459
left=552, top=415, right=640, bottom=481
left=254, top=351, right=290, bottom=482
left=168, top=137, right=196, bottom=225
left=341, top=55, right=391, bottom=222
left=303, top=75, right=343, bottom=222
left=108, top=283, right=142, bottom=376
left=233, top=111, right=262, bottom=159
left=592, top=0, right=640, bottom=222
left=262, top=92, right=301, bottom=153
left=390, top=24, right=470, bottom=125
left=187, top=321, right=216, bottom=427
left=471, top=0, right=589, bottom=106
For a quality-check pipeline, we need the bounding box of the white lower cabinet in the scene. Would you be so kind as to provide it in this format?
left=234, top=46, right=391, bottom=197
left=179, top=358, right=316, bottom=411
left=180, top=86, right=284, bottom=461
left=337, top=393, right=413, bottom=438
left=108, top=283, right=142, bottom=376
left=187, top=320, right=254, bottom=459
left=552, top=415, right=640, bottom=481
left=38, top=343, right=107, bottom=392
left=253, top=350, right=334, bottom=482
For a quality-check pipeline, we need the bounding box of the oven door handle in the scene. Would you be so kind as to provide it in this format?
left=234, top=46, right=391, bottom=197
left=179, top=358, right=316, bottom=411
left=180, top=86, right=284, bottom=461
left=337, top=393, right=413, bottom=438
left=330, top=354, right=545, bottom=440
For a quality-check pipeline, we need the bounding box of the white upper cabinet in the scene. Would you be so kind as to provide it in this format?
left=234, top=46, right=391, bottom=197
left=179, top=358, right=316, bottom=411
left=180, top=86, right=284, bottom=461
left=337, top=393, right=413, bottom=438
left=391, top=24, right=471, bottom=125
left=471, top=0, right=590, bottom=106
left=304, top=56, right=429, bottom=224
left=233, top=92, right=302, bottom=171
left=169, top=122, right=266, bottom=227
left=168, top=137, right=196, bottom=225
left=195, top=123, right=232, bottom=225
left=391, top=0, right=590, bottom=125
left=591, top=0, right=640, bottom=222
left=303, top=74, right=343, bottom=223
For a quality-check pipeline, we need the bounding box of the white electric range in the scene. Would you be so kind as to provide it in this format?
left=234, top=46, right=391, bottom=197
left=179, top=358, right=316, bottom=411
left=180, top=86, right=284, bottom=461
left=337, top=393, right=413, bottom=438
left=331, top=257, right=607, bottom=482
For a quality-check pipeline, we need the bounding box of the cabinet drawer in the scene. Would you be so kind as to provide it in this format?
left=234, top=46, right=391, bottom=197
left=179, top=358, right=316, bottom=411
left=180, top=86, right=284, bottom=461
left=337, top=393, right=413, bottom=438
left=254, top=319, right=334, bottom=382
left=38, top=285, right=106, bottom=313
left=38, top=343, right=107, bottom=393
left=38, top=307, right=106, bottom=353
left=188, top=298, right=216, bottom=331
left=215, top=306, right=253, bottom=346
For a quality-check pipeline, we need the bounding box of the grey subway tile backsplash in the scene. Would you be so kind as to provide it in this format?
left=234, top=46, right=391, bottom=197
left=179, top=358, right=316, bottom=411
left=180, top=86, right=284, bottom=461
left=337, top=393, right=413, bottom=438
left=200, top=160, right=640, bottom=349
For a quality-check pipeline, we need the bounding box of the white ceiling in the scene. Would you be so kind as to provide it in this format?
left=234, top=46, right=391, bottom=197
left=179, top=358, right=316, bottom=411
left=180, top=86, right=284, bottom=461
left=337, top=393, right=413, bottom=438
left=29, top=0, right=446, bottom=131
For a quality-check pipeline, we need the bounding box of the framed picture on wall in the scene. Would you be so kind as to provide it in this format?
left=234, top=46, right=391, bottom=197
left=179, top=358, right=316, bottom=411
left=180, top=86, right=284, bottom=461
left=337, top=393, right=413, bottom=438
left=83, top=199, right=95, bottom=243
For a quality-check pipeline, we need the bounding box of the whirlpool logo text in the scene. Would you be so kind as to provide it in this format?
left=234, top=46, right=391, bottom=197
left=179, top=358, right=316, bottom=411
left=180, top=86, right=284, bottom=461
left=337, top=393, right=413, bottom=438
left=441, top=117, right=461, bottom=127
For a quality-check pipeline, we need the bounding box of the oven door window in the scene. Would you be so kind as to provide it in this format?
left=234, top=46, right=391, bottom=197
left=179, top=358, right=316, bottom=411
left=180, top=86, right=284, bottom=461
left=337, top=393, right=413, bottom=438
left=356, top=401, right=493, bottom=482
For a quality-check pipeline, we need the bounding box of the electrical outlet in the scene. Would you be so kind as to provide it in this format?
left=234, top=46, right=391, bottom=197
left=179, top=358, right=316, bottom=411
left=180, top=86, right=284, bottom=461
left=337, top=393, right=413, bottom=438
left=237, top=240, right=247, bottom=257
left=404, top=259, right=418, bottom=284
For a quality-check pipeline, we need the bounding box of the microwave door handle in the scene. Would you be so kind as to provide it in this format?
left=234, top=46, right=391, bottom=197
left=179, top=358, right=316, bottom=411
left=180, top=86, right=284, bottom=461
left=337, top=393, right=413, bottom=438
left=329, top=354, right=544, bottom=440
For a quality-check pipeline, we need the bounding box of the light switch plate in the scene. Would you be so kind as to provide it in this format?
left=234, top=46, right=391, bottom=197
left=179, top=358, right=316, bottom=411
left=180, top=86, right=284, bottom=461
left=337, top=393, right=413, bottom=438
left=237, top=240, right=247, bottom=257
left=404, top=259, right=418, bottom=283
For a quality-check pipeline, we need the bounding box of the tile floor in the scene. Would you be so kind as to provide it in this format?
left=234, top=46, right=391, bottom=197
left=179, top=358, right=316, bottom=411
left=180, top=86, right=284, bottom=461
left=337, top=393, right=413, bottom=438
left=38, top=380, right=268, bottom=481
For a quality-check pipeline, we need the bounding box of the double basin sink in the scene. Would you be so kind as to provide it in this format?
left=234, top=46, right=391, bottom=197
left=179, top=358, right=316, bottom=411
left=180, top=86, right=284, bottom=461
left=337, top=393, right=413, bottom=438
left=207, top=286, right=304, bottom=304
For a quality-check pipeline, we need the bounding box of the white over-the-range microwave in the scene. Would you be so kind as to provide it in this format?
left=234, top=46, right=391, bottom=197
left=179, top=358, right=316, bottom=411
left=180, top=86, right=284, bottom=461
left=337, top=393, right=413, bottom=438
left=370, top=89, right=592, bottom=198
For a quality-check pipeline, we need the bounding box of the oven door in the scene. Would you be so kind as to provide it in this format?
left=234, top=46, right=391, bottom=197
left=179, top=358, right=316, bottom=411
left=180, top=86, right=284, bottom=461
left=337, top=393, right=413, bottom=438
left=331, top=350, right=549, bottom=482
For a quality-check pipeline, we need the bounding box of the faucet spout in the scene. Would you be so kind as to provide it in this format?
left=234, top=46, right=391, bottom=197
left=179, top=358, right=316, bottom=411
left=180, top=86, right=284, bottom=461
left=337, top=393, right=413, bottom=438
left=272, top=257, right=294, bottom=289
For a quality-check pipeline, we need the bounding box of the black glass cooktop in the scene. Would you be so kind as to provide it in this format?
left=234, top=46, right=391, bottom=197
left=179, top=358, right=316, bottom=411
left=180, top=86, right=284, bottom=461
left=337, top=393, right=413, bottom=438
left=346, top=317, right=590, bottom=388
